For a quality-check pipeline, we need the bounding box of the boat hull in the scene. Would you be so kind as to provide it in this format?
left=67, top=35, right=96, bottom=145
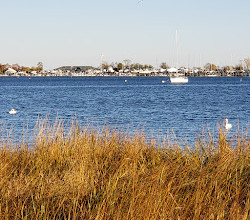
left=170, top=76, right=188, bottom=83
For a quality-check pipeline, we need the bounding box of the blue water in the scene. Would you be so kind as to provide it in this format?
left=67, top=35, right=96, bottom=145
left=0, top=77, right=249, bottom=144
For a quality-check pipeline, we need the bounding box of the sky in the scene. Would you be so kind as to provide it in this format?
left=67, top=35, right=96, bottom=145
left=1, top=0, right=250, bottom=70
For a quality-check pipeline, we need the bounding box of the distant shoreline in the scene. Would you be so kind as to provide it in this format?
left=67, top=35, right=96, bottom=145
left=0, top=73, right=249, bottom=78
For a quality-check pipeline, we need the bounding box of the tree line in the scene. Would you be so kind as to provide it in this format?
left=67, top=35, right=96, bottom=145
left=101, top=60, right=154, bottom=71
left=1, top=58, right=249, bottom=73
left=0, top=62, right=43, bottom=74
left=102, top=60, right=247, bottom=71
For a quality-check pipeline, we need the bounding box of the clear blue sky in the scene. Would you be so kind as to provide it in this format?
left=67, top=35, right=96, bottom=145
left=1, top=0, right=250, bottom=70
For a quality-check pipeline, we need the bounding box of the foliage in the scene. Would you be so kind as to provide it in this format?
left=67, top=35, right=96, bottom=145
left=0, top=63, right=41, bottom=74
left=204, top=63, right=217, bottom=71
left=244, top=58, right=250, bottom=70
left=117, top=62, right=123, bottom=70
left=12, top=63, right=21, bottom=71
left=223, top=66, right=231, bottom=71
left=123, top=59, right=131, bottom=68
left=37, top=62, right=43, bottom=71
left=102, top=62, right=109, bottom=70
left=0, top=64, right=7, bottom=73
left=148, top=64, right=153, bottom=69
left=160, top=62, right=169, bottom=69
left=0, top=120, right=249, bottom=219
left=98, top=61, right=155, bottom=71
left=235, top=64, right=244, bottom=71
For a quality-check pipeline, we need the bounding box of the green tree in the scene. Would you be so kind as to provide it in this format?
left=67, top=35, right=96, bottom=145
left=123, top=59, right=131, bottom=69
left=235, top=64, right=243, bottom=71
left=102, top=62, right=109, bottom=71
left=223, top=66, right=230, bottom=71
left=244, top=58, right=250, bottom=70
left=37, top=62, right=43, bottom=72
left=30, top=66, right=37, bottom=71
left=204, top=63, right=217, bottom=71
left=130, top=64, right=135, bottom=70
left=117, top=63, right=123, bottom=70
left=160, top=62, right=168, bottom=69
left=22, top=66, right=31, bottom=73
left=0, top=64, right=7, bottom=74
left=133, top=63, right=139, bottom=70
left=12, top=64, right=21, bottom=71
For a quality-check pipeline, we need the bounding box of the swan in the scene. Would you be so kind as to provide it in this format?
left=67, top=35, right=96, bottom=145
left=9, top=108, right=17, bottom=115
left=224, top=118, right=232, bottom=130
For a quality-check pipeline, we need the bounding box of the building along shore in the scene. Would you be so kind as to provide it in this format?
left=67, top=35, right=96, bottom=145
left=1, top=66, right=249, bottom=77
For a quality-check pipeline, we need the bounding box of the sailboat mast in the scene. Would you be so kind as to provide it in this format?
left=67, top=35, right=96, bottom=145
left=170, top=29, right=188, bottom=83
left=175, top=29, right=178, bottom=69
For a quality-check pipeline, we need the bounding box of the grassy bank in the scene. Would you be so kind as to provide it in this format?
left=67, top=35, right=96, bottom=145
left=0, top=121, right=249, bottom=219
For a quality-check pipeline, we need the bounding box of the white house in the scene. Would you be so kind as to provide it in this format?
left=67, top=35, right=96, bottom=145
left=5, top=68, right=17, bottom=75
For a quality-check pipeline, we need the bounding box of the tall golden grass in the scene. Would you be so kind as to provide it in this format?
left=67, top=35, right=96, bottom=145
left=0, top=120, right=249, bottom=219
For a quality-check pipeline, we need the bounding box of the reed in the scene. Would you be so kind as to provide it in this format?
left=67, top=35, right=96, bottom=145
left=0, top=120, right=249, bottom=219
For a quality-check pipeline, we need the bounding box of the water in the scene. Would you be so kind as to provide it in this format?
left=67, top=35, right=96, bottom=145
left=0, top=77, right=249, bottom=144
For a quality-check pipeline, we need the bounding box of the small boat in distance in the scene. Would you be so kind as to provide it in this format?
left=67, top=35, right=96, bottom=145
left=170, top=75, right=188, bottom=84
left=169, top=30, right=188, bottom=84
left=168, top=68, right=188, bottom=84
left=9, top=108, right=17, bottom=115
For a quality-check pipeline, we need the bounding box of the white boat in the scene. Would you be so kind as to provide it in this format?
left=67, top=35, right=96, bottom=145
left=9, top=108, right=17, bottom=115
left=170, top=76, right=188, bottom=83
left=168, top=68, right=188, bottom=84
left=169, top=30, right=188, bottom=84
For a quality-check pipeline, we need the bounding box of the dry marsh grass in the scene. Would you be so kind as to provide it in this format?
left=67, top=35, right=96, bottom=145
left=0, top=120, right=249, bottom=219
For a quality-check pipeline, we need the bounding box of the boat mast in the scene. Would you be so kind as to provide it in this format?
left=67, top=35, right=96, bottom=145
left=175, top=29, right=178, bottom=69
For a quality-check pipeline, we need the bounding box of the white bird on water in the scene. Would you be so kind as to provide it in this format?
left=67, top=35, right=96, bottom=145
left=9, top=108, right=17, bottom=115
left=224, top=118, right=232, bottom=130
